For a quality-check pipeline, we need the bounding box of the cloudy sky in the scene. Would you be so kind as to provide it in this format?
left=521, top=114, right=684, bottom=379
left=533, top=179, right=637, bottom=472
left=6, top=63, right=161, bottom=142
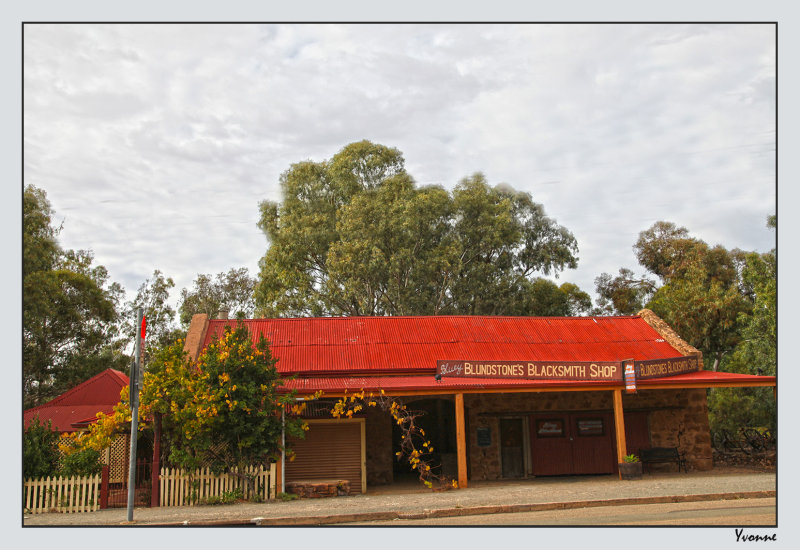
left=23, top=23, right=776, bottom=312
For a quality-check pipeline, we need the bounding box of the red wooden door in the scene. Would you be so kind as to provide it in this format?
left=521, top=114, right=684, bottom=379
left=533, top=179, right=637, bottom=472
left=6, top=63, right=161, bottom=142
left=530, top=412, right=616, bottom=476
left=571, top=413, right=615, bottom=474
left=530, top=415, right=572, bottom=476
left=623, top=411, right=651, bottom=457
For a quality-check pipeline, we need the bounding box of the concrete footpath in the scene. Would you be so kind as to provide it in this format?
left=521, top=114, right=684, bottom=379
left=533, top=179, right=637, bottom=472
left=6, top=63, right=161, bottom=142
left=22, top=468, right=776, bottom=527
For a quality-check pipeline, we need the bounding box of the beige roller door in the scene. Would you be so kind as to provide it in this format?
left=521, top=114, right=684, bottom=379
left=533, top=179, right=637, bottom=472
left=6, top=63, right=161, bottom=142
left=285, top=419, right=366, bottom=493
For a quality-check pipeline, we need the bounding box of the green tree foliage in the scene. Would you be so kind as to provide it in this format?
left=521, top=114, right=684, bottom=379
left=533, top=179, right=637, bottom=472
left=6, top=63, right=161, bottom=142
left=594, top=268, right=656, bottom=315
left=517, top=279, right=593, bottom=316
left=23, top=416, right=61, bottom=479
left=647, top=247, right=750, bottom=371
left=125, top=270, right=183, bottom=366
left=255, top=141, right=582, bottom=317
left=23, top=186, right=128, bottom=408
left=559, top=282, right=594, bottom=316
left=708, top=217, right=776, bottom=433
left=596, top=217, right=776, bottom=433
left=58, top=448, right=102, bottom=477
left=524, top=279, right=572, bottom=316
left=25, top=416, right=103, bottom=479
left=633, top=221, right=702, bottom=281
left=636, top=224, right=751, bottom=371
left=178, top=268, right=256, bottom=326
left=596, top=221, right=753, bottom=371
left=23, top=186, right=60, bottom=277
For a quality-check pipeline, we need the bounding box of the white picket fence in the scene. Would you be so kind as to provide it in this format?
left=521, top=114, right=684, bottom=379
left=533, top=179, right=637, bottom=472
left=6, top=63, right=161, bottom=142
left=160, top=463, right=277, bottom=506
left=23, top=463, right=276, bottom=514
left=24, top=474, right=101, bottom=514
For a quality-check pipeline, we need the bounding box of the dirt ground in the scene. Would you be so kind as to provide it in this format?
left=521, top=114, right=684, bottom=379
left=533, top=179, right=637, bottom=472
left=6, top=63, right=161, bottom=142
left=710, top=450, right=776, bottom=471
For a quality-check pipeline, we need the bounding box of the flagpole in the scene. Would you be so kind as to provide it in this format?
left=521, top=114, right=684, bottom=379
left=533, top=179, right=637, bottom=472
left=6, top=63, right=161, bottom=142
left=126, top=308, right=143, bottom=522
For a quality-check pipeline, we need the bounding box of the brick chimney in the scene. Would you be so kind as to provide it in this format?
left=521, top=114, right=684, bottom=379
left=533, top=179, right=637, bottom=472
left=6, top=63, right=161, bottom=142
left=183, top=314, right=210, bottom=360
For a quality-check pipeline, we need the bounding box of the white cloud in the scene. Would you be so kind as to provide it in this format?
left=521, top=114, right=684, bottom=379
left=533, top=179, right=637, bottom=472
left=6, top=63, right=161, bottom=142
left=23, top=23, right=776, bottom=310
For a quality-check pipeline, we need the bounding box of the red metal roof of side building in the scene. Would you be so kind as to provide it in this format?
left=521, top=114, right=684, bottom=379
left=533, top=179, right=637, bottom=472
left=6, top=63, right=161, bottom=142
left=23, top=369, right=129, bottom=433
left=201, top=315, right=685, bottom=376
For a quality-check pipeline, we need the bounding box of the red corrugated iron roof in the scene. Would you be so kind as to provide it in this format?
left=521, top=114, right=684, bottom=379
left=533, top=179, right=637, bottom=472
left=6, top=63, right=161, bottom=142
left=202, top=315, right=683, bottom=375
left=23, top=369, right=129, bottom=433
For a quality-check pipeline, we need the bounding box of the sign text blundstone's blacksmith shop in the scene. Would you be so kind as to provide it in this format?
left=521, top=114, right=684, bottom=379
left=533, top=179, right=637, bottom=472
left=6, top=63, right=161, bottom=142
left=437, top=360, right=622, bottom=381
left=635, top=356, right=701, bottom=379
left=437, top=355, right=700, bottom=383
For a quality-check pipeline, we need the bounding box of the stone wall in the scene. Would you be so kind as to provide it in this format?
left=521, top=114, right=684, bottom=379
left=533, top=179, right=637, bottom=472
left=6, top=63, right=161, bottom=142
left=464, top=388, right=712, bottom=480
left=645, top=388, right=712, bottom=471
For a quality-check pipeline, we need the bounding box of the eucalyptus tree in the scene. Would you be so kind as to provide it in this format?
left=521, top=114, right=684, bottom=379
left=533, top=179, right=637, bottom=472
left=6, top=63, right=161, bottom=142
left=255, top=141, right=583, bottom=317
left=23, top=185, right=126, bottom=407
left=178, top=268, right=256, bottom=326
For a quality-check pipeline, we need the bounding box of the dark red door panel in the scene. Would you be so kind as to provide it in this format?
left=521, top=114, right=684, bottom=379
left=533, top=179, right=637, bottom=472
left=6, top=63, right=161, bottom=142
left=530, top=412, right=618, bottom=476
left=571, top=413, right=615, bottom=474
left=530, top=415, right=573, bottom=475
left=623, top=411, right=651, bottom=457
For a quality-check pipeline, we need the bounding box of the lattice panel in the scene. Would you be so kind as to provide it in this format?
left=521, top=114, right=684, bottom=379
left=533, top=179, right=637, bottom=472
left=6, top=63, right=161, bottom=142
left=108, top=434, right=129, bottom=483
left=197, top=442, right=230, bottom=468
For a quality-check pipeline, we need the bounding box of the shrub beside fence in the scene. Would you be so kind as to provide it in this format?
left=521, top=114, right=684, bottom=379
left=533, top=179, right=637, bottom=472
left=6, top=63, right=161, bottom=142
left=160, top=464, right=277, bottom=506
left=24, top=474, right=101, bottom=514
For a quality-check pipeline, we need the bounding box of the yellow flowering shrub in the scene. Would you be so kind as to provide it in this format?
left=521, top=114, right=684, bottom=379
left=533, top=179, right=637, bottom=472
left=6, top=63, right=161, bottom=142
left=65, top=323, right=310, bottom=476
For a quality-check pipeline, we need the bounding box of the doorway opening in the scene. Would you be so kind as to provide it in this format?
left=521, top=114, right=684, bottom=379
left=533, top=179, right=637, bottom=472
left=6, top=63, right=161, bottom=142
left=499, top=417, right=527, bottom=478
left=391, top=397, right=457, bottom=482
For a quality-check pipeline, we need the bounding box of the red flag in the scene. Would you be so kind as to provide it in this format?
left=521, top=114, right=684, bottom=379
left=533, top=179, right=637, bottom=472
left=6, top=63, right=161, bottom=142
left=141, top=315, right=147, bottom=341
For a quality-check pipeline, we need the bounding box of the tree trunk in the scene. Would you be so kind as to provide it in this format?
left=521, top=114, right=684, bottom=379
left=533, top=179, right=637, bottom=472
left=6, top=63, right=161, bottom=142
left=151, top=412, right=161, bottom=507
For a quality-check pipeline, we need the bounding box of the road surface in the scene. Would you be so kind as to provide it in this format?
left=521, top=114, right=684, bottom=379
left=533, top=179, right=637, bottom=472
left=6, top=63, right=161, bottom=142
left=349, top=497, right=776, bottom=526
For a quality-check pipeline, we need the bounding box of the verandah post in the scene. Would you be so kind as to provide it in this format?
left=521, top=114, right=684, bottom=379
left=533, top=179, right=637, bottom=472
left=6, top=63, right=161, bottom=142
left=455, top=392, right=468, bottom=488
left=612, top=388, right=627, bottom=478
